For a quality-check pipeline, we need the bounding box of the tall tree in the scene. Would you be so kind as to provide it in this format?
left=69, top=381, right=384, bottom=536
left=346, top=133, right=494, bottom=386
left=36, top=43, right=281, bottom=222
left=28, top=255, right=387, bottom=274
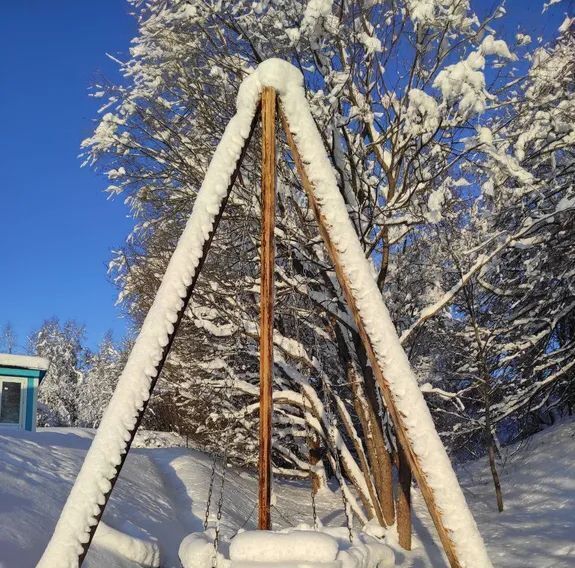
left=30, top=318, right=85, bottom=426
left=0, top=322, right=17, bottom=354
left=81, top=0, right=531, bottom=521
left=404, top=22, right=575, bottom=510
left=77, top=332, right=123, bottom=428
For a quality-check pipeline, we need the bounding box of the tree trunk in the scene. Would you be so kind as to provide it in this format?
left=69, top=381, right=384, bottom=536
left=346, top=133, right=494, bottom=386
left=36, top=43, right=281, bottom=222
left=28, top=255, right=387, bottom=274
left=308, top=433, right=324, bottom=495
left=488, top=442, right=504, bottom=513
left=336, top=386, right=384, bottom=524
left=397, top=444, right=412, bottom=550
left=349, top=364, right=395, bottom=526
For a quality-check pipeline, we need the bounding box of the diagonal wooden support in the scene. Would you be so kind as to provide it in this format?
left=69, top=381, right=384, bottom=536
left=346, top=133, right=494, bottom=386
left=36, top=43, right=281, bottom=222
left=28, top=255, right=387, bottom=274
left=279, top=107, right=462, bottom=568
left=73, top=107, right=261, bottom=567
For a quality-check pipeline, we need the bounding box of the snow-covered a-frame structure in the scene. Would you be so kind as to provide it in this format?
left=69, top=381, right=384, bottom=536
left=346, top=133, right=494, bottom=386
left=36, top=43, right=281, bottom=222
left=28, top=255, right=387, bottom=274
left=0, top=353, right=49, bottom=431
left=39, top=59, right=492, bottom=568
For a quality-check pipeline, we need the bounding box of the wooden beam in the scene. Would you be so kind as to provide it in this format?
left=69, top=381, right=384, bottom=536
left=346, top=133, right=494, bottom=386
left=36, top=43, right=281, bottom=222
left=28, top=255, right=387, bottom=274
left=258, top=87, right=277, bottom=531
left=76, top=107, right=262, bottom=567
left=279, top=107, right=462, bottom=568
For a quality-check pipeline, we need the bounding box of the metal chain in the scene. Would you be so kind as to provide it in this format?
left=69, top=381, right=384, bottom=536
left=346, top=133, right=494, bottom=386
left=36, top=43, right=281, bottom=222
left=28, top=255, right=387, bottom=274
left=287, top=232, right=320, bottom=530
left=301, top=391, right=319, bottom=530
left=286, top=207, right=351, bottom=541
left=326, top=402, right=354, bottom=543
left=319, top=360, right=354, bottom=543
left=230, top=501, right=257, bottom=540
left=211, top=371, right=234, bottom=567
left=212, top=443, right=229, bottom=567
left=203, top=454, right=219, bottom=530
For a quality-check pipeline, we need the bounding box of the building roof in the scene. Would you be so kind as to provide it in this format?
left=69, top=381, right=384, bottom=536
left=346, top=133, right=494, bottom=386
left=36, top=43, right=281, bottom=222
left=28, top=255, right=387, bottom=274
left=0, top=353, right=50, bottom=372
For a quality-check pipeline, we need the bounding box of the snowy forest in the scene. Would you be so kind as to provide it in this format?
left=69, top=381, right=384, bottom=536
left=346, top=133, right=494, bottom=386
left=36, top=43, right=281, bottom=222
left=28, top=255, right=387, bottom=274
left=2, top=1, right=574, bottom=566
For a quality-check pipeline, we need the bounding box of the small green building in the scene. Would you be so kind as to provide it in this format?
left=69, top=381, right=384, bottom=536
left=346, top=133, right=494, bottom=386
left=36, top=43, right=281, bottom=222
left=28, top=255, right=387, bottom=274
left=0, top=354, right=49, bottom=431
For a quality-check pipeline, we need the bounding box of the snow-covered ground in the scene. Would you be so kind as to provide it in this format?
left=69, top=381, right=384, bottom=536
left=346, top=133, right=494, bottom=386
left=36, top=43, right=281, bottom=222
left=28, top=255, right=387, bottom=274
left=0, top=420, right=573, bottom=567
left=459, top=420, right=575, bottom=568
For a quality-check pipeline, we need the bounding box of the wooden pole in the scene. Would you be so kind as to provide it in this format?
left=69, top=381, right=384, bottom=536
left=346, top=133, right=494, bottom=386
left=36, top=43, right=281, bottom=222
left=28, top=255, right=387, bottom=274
left=75, top=108, right=261, bottom=567
left=279, top=107, right=463, bottom=567
left=258, top=86, right=276, bottom=530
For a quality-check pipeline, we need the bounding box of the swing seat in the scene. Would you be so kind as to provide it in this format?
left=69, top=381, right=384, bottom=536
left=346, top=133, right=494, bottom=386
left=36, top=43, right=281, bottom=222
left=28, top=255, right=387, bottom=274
left=229, top=529, right=395, bottom=568
left=179, top=528, right=395, bottom=568
left=230, top=563, right=340, bottom=567
left=229, top=530, right=339, bottom=564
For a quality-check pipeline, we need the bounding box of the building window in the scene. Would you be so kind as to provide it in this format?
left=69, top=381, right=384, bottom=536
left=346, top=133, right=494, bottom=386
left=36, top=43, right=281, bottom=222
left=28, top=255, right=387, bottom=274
left=0, top=380, right=24, bottom=426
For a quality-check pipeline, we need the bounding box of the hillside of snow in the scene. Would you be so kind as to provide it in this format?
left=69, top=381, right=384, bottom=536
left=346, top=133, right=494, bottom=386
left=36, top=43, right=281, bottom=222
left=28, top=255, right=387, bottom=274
left=458, top=419, right=575, bottom=567
left=0, top=420, right=573, bottom=567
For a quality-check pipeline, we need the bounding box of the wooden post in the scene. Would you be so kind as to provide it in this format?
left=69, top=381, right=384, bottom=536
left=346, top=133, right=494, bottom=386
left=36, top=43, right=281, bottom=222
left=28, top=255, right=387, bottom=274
left=397, top=445, right=412, bottom=550
left=259, top=86, right=276, bottom=531
left=279, top=107, right=463, bottom=567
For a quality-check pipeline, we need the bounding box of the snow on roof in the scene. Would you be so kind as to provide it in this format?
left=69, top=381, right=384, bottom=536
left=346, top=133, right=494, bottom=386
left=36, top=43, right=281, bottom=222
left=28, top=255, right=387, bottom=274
left=0, top=353, right=50, bottom=371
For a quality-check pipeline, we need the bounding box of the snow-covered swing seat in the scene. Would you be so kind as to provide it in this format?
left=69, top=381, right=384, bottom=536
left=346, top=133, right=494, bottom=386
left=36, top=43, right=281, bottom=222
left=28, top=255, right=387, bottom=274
left=179, top=528, right=395, bottom=568
left=38, top=59, right=492, bottom=568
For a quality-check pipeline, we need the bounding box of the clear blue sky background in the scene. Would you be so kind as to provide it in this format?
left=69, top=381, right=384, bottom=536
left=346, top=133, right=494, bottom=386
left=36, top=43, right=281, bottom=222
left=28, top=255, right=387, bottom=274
left=0, top=0, right=571, bottom=353
left=0, top=2, right=137, bottom=351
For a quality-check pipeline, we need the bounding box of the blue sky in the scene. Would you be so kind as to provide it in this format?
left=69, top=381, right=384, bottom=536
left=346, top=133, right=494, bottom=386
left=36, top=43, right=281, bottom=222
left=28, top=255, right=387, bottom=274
left=0, top=2, right=136, bottom=351
left=0, top=0, right=570, bottom=353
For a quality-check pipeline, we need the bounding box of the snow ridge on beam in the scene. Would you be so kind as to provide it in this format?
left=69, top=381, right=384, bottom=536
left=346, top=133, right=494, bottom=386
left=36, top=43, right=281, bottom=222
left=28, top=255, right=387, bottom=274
left=37, top=70, right=261, bottom=568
